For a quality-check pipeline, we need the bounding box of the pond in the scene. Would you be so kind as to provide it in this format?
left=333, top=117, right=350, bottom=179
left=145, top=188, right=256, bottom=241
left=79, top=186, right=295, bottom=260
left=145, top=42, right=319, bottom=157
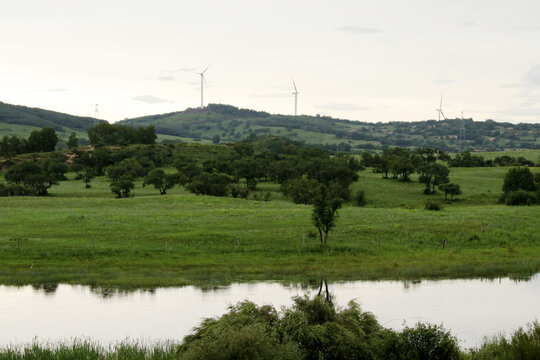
left=1, top=275, right=539, bottom=349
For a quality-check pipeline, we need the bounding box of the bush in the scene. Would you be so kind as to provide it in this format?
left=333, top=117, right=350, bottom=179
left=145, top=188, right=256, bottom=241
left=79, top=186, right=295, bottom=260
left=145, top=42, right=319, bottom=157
left=502, top=167, right=537, bottom=193
left=504, top=190, right=537, bottom=206
left=186, top=172, right=233, bottom=197
left=469, top=321, right=540, bottom=360
left=281, top=178, right=319, bottom=204
left=425, top=200, right=442, bottom=211
left=355, top=190, right=366, bottom=207
left=383, top=322, right=461, bottom=360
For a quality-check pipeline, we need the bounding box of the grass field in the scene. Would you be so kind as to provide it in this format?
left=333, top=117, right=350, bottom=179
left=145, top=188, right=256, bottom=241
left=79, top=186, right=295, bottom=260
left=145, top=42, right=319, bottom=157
left=1, top=165, right=539, bottom=288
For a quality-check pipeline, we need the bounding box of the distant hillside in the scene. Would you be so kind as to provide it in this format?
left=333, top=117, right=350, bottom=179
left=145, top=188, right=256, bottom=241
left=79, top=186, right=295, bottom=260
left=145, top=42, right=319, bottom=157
left=1, top=101, right=538, bottom=152
left=0, top=101, right=104, bottom=140
left=120, top=104, right=540, bottom=152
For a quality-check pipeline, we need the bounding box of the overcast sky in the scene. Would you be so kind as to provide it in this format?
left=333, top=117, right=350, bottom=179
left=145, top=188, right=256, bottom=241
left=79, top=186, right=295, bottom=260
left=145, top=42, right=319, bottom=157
left=1, top=0, right=539, bottom=123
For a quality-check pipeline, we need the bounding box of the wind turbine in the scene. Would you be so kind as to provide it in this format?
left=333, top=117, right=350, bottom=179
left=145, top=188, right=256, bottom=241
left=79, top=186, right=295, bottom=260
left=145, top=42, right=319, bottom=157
left=292, top=78, right=299, bottom=116
left=196, top=65, right=210, bottom=108
left=436, top=93, right=446, bottom=121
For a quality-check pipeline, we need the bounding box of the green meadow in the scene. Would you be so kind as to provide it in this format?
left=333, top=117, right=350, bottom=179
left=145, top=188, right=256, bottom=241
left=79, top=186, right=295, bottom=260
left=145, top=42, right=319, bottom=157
left=1, top=165, right=539, bottom=288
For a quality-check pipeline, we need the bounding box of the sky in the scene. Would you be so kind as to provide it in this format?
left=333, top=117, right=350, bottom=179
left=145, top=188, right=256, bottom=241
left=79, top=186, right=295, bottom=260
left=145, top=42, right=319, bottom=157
left=1, top=0, right=539, bottom=124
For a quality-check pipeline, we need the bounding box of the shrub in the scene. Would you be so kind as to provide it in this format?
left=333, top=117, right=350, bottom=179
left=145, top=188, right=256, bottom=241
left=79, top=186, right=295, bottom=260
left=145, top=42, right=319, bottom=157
left=186, top=172, right=233, bottom=197
left=469, top=321, right=540, bottom=360
left=504, top=190, right=537, bottom=206
left=425, top=200, right=442, bottom=211
left=383, top=322, right=461, bottom=360
left=355, top=190, right=366, bottom=207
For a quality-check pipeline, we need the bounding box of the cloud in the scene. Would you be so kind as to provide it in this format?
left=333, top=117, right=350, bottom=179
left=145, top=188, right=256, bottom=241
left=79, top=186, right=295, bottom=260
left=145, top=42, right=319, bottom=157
left=157, top=76, right=175, bottom=81
left=334, top=26, right=384, bottom=34
left=132, top=95, right=170, bottom=104
left=314, top=103, right=371, bottom=111
left=460, top=21, right=477, bottom=26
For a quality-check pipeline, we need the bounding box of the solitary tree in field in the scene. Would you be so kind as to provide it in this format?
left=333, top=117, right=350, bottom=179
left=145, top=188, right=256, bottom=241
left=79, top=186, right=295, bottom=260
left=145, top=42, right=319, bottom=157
left=312, top=183, right=343, bottom=247
left=439, top=183, right=462, bottom=200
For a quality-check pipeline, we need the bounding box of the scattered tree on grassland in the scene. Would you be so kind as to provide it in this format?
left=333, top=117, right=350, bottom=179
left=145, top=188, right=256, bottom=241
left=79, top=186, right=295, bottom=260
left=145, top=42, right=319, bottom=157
left=4, top=161, right=57, bottom=196
left=143, top=168, right=185, bottom=195
left=418, top=163, right=450, bottom=194
left=312, top=183, right=343, bottom=247
left=439, top=183, right=462, bottom=200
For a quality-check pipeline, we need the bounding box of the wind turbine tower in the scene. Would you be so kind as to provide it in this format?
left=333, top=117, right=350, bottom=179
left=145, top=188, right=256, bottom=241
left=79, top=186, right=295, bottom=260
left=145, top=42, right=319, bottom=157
left=292, top=78, right=299, bottom=116
left=196, top=66, right=210, bottom=108
left=436, top=93, right=446, bottom=121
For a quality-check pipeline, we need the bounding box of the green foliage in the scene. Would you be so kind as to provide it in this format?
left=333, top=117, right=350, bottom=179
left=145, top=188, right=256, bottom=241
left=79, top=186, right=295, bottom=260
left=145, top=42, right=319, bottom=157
left=382, top=322, right=461, bottom=360
left=88, top=123, right=156, bottom=146
left=179, top=295, right=386, bottom=360
left=282, top=178, right=320, bottom=204
left=504, top=190, right=538, bottom=206
left=83, top=167, right=96, bottom=188
left=143, top=168, right=183, bottom=195
left=312, top=183, right=343, bottom=246
left=502, top=167, right=537, bottom=193
left=67, top=132, right=79, bottom=149
left=355, top=190, right=367, bottom=207
left=425, top=200, right=442, bottom=211
left=468, top=321, right=540, bottom=360
left=438, top=183, right=462, bottom=200
left=26, top=127, right=58, bottom=152
left=449, top=151, right=488, bottom=167
left=186, top=172, right=233, bottom=196
left=110, top=174, right=135, bottom=198
left=418, top=163, right=450, bottom=194
left=4, top=161, right=57, bottom=196
left=494, top=155, right=534, bottom=167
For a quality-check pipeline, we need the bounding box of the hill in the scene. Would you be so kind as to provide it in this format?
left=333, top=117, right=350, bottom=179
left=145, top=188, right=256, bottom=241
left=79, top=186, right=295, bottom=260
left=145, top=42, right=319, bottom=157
left=1, top=101, right=538, bottom=152
left=0, top=101, right=104, bottom=141
left=120, top=104, right=540, bottom=152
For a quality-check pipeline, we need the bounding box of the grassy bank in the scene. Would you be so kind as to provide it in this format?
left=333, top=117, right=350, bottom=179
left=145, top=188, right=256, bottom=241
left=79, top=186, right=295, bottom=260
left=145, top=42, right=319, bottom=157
left=1, top=166, right=539, bottom=288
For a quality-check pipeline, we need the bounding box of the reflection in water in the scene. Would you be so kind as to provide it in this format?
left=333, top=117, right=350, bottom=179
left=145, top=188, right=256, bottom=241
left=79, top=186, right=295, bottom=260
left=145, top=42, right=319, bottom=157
left=1, top=274, right=539, bottom=349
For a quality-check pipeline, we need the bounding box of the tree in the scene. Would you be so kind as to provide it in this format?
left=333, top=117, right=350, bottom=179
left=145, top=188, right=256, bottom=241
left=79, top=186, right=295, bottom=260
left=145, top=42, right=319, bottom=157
left=439, top=183, right=462, bottom=200
left=281, top=178, right=319, bottom=204
left=67, top=133, right=78, bottom=149
left=26, top=127, right=58, bottom=152
left=4, top=161, right=56, bottom=196
left=83, top=167, right=95, bottom=189
left=110, top=175, right=135, bottom=198
left=212, top=134, right=221, bottom=144
left=312, top=183, right=343, bottom=247
left=418, top=163, right=450, bottom=194
left=502, top=167, right=537, bottom=193
left=143, top=168, right=184, bottom=195
left=186, top=172, right=233, bottom=196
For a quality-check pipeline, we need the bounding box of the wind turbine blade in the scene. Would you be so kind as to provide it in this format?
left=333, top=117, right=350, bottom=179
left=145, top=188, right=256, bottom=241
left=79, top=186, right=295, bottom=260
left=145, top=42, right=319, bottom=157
left=440, top=110, right=446, bottom=120
left=292, top=78, right=297, bottom=92
left=202, top=65, right=210, bottom=74
left=440, top=93, right=443, bottom=109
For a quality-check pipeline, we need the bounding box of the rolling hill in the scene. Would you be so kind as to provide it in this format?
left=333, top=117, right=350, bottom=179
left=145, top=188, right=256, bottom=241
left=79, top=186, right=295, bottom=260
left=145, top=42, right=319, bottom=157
left=120, top=104, right=540, bottom=152
left=0, top=101, right=104, bottom=141
left=1, top=101, right=539, bottom=152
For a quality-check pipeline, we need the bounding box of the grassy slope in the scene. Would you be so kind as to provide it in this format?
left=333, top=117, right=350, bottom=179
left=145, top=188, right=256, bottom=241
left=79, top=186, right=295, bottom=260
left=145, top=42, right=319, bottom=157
left=0, top=166, right=538, bottom=288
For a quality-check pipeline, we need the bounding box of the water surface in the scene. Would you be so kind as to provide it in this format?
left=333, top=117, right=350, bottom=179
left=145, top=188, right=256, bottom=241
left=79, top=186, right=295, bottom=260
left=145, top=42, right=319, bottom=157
left=1, top=275, right=538, bottom=349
